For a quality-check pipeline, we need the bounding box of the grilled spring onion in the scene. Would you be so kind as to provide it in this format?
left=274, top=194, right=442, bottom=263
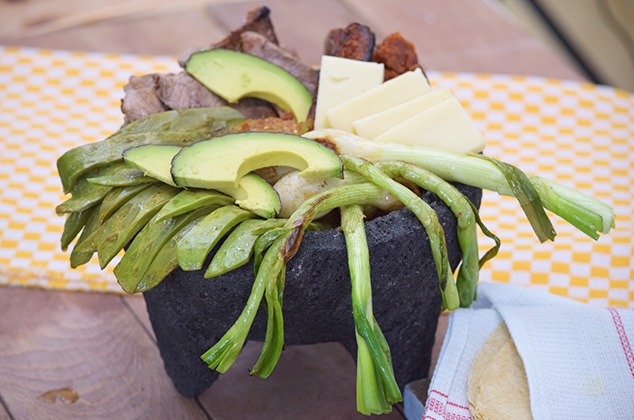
left=201, top=183, right=399, bottom=375
left=342, top=156, right=458, bottom=310
left=342, top=204, right=401, bottom=415
left=371, top=160, right=500, bottom=308
left=303, top=129, right=615, bottom=240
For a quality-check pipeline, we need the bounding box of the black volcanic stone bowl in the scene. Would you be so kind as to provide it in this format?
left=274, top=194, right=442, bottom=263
left=144, top=183, right=482, bottom=398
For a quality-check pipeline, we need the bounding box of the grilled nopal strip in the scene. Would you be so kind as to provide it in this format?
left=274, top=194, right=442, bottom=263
left=206, top=218, right=287, bottom=278
left=134, top=209, right=212, bottom=293
left=60, top=207, right=93, bottom=252
left=115, top=205, right=217, bottom=294
left=57, top=106, right=245, bottom=194
left=71, top=184, right=179, bottom=268
left=176, top=205, right=257, bottom=271
left=70, top=207, right=102, bottom=268
left=98, top=184, right=155, bottom=223
left=155, top=189, right=235, bottom=222
left=56, top=163, right=132, bottom=214
left=87, top=168, right=155, bottom=187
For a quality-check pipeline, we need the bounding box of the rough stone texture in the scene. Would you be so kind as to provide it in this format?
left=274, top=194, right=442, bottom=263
left=144, top=183, right=482, bottom=398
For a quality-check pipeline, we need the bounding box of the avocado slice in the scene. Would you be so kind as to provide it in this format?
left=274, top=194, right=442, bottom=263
left=122, top=143, right=281, bottom=219
left=186, top=49, right=312, bottom=123
left=171, top=132, right=343, bottom=190
left=123, top=144, right=181, bottom=186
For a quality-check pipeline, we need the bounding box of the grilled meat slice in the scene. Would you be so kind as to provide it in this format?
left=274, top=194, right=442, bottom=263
left=324, top=23, right=375, bottom=61
left=217, top=6, right=279, bottom=50
left=157, top=72, right=226, bottom=110
left=240, top=31, right=318, bottom=94
left=372, top=32, right=427, bottom=80
left=179, top=6, right=279, bottom=67
left=121, top=72, right=277, bottom=124
left=231, top=98, right=278, bottom=120
left=121, top=74, right=169, bottom=125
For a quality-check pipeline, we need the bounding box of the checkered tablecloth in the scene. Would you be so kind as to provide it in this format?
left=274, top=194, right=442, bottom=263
left=0, top=46, right=632, bottom=306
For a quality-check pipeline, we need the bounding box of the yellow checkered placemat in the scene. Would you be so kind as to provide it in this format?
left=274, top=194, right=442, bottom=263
left=0, top=46, right=632, bottom=306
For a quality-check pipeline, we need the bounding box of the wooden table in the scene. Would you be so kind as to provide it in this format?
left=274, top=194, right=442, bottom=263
left=0, top=1, right=584, bottom=419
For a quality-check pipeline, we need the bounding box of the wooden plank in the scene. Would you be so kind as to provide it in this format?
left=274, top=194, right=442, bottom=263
left=0, top=2, right=228, bottom=56
left=0, top=287, right=209, bottom=420
left=0, top=402, right=10, bottom=420
left=342, top=0, right=584, bottom=80
left=121, top=295, right=155, bottom=342
left=198, top=341, right=405, bottom=419
left=208, top=0, right=362, bottom=66
left=430, top=312, right=448, bottom=377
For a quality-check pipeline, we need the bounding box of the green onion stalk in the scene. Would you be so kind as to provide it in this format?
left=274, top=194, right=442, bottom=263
left=303, top=129, right=615, bottom=240
left=201, top=183, right=398, bottom=375
left=201, top=234, right=287, bottom=373
left=341, top=204, right=402, bottom=414
left=342, top=156, right=458, bottom=310
left=371, top=161, right=500, bottom=307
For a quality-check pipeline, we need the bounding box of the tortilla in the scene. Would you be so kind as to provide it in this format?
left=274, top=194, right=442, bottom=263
left=467, top=322, right=512, bottom=406
left=467, top=322, right=533, bottom=420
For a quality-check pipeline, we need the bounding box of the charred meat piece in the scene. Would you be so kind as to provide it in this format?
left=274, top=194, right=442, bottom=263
left=121, top=74, right=169, bottom=125
left=217, top=6, right=280, bottom=49
left=157, top=72, right=226, bottom=110
left=157, top=72, right=278, bottom=121
left=372, top=32, right=427, bottom=80
left=179, top=6, right=279, bottom=66
left=121, top=72, right=277, bottom=124
left=324, top=23, right=375, bottom=61
left=231, top=98, right=278, bottom=120
left=240, top=31, right=318, bottom=94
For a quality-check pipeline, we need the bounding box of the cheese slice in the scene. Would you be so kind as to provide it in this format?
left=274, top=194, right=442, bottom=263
left=314, top=56, right=384, bottom=129
left=353, top=88, right=453, bottom=140
left=325, top=68, right=430, bottom=132
left=373, top=97, right=486, bottom=153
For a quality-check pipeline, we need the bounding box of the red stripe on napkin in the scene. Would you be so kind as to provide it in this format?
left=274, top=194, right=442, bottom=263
left=422, top=390, right=471, bottom=420
left=608, top=308, right=634, bottom=381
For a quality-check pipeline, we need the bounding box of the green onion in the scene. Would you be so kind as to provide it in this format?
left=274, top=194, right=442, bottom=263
left=202, top=183, right=405, bottom=375
left=342, top=156, right=458, bottom=310
left=341, top=205, right=401, bottom=414
left=476, top=155, right=555, bottom=243
left=201, top=233, right=287, bottom=373
left=303, top=129, right=615, bottom=239
left=372, top=161, right=489, bottom=307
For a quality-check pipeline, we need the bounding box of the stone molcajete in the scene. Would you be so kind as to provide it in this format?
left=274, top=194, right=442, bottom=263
left=144, top=183, right=481, bottom=397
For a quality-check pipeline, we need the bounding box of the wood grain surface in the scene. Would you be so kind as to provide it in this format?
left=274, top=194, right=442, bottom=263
left=0, top=0, right=584, bottom=418
left=0, top=288, right=208, bottom=420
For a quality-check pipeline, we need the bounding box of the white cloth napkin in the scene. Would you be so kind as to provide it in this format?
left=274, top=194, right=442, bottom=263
left=414, top=282, right=634, bottom=420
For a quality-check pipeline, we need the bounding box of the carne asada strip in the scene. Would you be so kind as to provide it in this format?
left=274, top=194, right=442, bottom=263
left=240, top=31, right=318, bottom=94
left=121, top=74, right=169, bottom=125
left=178, top=6, right=279, bottom=67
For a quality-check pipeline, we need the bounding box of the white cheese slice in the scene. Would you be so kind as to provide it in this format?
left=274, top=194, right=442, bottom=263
left=373, top=97, right=486, bottom=153
left=326, top=68, right=431, bottom=133
left=314, top=56, right=384, bottom=129
left=353, top=87, right=453, bottom=140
